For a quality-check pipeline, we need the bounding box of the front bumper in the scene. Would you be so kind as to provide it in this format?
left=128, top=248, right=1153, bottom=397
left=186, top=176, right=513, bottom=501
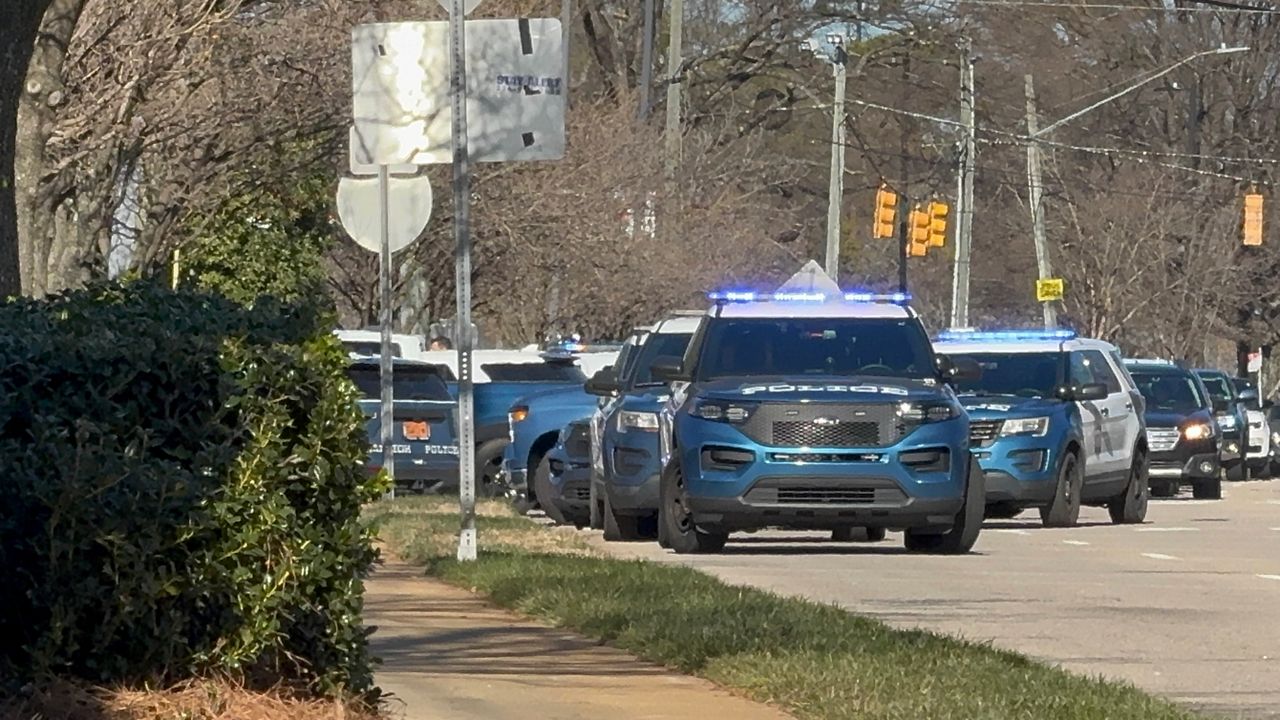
left=548, top=462, right=592, bottom=515
left=1148, top=451, right=1218, bottom=481
left=603, top=428, right=663, bottom=515
left=676, top=415, right=969, bottom=533
left=971, top=439, right=1058, bottom=505
left=367, top=452, right=460, bottom=493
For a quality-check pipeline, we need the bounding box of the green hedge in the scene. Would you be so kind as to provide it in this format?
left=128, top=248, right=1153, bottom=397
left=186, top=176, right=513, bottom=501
left=0, top=283, right=384, bottom=695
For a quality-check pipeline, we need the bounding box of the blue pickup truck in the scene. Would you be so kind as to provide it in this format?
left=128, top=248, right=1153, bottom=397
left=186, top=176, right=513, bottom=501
left=346, top=357, right=460, bottom=494
left=422, top=348, right=616, bottom=496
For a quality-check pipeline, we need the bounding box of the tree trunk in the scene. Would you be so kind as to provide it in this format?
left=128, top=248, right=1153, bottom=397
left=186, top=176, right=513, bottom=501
left=0, top=0, right=53, bottom=298
left=15, top=0, right=90, bottom=297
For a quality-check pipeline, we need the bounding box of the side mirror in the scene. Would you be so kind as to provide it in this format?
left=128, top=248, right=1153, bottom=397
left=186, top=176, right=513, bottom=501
left=939, top=355, right=980, bottom=383
left=1072, top=383, right=1109, bottom=402
left=583, top=367, right=620, bottom=397
left=650, top=355, right=689, bottom=383
left=1239, top=387, right=1259, bottom=404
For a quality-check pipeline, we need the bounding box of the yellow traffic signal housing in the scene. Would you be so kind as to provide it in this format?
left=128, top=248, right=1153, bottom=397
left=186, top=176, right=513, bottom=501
left=908, top=207, right=930, bottom=257
left=873, top=185, right=898, bottom=239
left=927, top=201, right=949, bottom=247
left=1244, top=192, right=1264, bottom=246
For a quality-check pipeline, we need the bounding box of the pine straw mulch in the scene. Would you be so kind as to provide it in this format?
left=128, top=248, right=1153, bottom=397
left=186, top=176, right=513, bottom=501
left=0, top=679, right=383, bottom=720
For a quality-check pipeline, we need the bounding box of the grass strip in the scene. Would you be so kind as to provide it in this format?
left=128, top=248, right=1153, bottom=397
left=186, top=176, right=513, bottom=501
left=367, top=499, right=1198, bottom=720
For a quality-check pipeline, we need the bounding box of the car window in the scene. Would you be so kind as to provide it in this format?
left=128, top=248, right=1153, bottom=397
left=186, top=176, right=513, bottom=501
left=1197, top=374, right=1233, bottom=401
left=1069, top=351, right=1119, bottom=393
left=696, top=318, right=933, bottom=380
left=1130, top=371, right=1207, bottom=413
left=614, top=339, right=643, bottom=383
left=1109, top=350, right=1136, bottom=390
left=1083, top=350, right=1122, bottom=394
left=630, top=332, right=694, bottom=387
left=347, top=365, right=452, bottom=401
left=946, top=352, right=1063, bottom=398
left=481, top=362, right=586, bottom=382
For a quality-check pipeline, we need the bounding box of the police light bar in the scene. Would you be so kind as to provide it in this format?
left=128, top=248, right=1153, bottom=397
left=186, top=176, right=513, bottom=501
left=935, top=328, right=1077, bottom=342
left=1123, top=357, right=1175, bottom=366
left=706, top=290, right=911, bottom=304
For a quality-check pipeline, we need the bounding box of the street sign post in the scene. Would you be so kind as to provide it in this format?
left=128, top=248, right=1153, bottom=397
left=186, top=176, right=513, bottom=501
left=1036, top=278, right=1064, bottom=303
left=347, top=8, right=566, bottom=562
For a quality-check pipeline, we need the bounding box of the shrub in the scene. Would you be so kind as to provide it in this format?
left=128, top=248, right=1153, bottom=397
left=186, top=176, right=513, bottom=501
left=0, top=282, right=384, bottom=696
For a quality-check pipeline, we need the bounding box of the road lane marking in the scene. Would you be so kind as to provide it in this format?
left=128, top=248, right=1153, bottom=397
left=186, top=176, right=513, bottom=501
left=1142, top=553, right=1180, bottom=561
left=1258, top=574, right=1280, bottom=581
left=1266, top=500, right=1280, bottom=505
left=1136, top=527, right=1199, bottom=532
left=991, top=529, right=1031, bottom=535
left=1062, top=540, right=1090, bottom=546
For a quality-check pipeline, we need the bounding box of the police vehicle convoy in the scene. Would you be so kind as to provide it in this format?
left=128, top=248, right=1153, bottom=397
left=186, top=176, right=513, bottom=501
left=650, top=289, right=987, bottom=554
left=1124, top=359, right=1222, bottom=499
left=1194, top=368, right=1251, bottom=481
left=584, top=312, right=700, bottom=541
left=933, top=330, right=1149, bottom=527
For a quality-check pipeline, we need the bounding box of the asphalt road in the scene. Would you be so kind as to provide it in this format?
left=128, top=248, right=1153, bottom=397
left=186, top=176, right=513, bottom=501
left=590, top=480, right=1280, bottom=719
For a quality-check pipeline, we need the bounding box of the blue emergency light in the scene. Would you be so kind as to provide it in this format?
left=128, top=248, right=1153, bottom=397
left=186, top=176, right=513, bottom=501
left=935, top=328, right=1077, bottom=342
left=706, top=289, right=912, bottom=304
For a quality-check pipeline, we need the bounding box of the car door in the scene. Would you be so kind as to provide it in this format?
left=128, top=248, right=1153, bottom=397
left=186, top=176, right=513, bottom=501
left=1083, top=349, right=1134, bottom=475
left=1068, top=351, right=1105, bottom=473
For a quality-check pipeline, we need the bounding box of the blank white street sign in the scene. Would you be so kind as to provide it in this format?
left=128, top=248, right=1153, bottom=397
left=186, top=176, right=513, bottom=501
left=335, top=174, right=434, bottom=254
left=348, top=127, right=417, bottom=176
left=351, top=19, right=565, bottom=166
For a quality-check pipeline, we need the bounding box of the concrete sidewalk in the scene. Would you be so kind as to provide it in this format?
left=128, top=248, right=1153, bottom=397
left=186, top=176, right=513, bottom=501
left=364, top=561, right=793, bottom=720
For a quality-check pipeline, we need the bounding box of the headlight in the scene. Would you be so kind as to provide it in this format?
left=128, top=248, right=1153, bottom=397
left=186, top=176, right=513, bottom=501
left=1182, top=422, right=1212, bottom=440
left=618, top=410, right=659, bottom=432
left=999, top=416, right=1050, bottom=437
left=897, top=401, right=958, bottom=424
left=1216, top=414, right=1237, bottom=430
left=509, top=405, right=529, bottom=424
left=1272, top=431, right=1280, bottom=446
left=690, top=398, right=757, bottom=423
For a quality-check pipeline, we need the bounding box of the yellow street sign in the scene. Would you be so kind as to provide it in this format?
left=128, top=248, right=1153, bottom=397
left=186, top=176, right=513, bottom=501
left=1036, top=278, right=1064, bottom=302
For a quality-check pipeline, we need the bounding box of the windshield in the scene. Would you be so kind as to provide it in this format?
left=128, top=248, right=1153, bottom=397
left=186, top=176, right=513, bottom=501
left=481, top=362, right=586, bottom=383
left=696, top=318, right=933, bottom=380
left=631, top=332, right=694, bottom=386
left=347, top=366, right=452, bottom=401
left=1130, top=371, right=1207, bottom=413
left=1197, top=374, right=1234, bottom=401
left=945, top=352, right=1063, bottom=399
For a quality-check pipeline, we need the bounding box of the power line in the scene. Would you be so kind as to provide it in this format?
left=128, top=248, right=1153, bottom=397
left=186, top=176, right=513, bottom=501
left=954, top=0, right=1280, bottom=14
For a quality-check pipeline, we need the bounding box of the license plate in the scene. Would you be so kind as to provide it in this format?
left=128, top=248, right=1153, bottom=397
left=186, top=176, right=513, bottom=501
left=403, top=420, right=430, bottom=440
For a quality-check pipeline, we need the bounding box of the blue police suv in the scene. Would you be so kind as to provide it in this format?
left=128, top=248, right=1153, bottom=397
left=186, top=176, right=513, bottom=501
left=933, top=330, right=1149, bottom=527
left=651, top=290, right=986, bottom=554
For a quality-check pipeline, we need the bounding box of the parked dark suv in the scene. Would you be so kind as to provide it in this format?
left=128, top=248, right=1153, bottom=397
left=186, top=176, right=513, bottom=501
left=1124, top=360, right=1221, bottom=499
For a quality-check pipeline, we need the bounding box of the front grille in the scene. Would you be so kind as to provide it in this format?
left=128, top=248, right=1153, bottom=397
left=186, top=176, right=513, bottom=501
left=1146, top=428, right=1179, bottom=453
left=969, top=420, right=1002, bottom=446
left=565, top=422, right=591, bottom=459
left=569, top=485, right=591, bottom=501
left=739, top=403, right=904, bottom=448
left=743, top=476, right=908, bottom=507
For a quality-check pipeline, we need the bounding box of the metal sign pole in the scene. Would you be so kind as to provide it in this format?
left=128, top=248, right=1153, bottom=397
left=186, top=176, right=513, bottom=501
left=378, top=163, right=396, bottom=499
left=451, top=0, right=477, bottom=562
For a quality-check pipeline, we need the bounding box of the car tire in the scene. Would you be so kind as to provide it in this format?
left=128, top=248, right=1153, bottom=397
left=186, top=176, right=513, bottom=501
left=474, top=439, right=510, bottom=498
left=1040, top=451, right=1083, bottom=528
left=1149, top=479, right=1178, bottom=498
left=1226, top=462, right=1250, bottom=482
left=984, top=502, right=1023, bottom=520
left=1192, top=478, right=1222, bottom=500
left=532, top=456, right=568, bottom=525
left=659, top=461, right=728, bottom=554
left=904, top=457, right=984, bottom=554
left=1108, top=447, right=1149, bottom=524
left=602, top=490, right=645, bottom=541
left=588, top=471, right=604, bottom=530
left=831, top=527, right=855, bottom=542
left=832, top=527, right=886, bottom=542
left=865, top=527, right=887, bottom=542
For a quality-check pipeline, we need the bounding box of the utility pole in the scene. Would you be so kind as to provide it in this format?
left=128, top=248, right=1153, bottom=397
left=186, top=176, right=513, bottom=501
left=663, top=0, right=684, bottom=179
left=1024, top=74, right=1057, bottom=329
left=824, top=46, right=848, bottom=281
left=561, top=0, right=572, bottom=109
left=638, top=0, right=656, bottom=119
left=897, top=54, right=910, bottom=295
left=950, top=40, right=976, bottom=329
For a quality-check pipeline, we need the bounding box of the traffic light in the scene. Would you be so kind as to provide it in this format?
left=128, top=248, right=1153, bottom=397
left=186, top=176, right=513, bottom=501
left=927, top=201, right=949, bottom=248
left=1244, top=192, right=1264, bottom=246
left=873, top=184, right=898, bottom=239
left=908, top=206, right=930, bottom=257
